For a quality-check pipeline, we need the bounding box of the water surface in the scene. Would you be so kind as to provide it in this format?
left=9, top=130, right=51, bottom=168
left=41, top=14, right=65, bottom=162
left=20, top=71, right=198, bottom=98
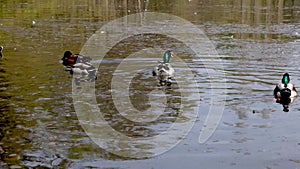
left=0, top=0, right=300, bottom=168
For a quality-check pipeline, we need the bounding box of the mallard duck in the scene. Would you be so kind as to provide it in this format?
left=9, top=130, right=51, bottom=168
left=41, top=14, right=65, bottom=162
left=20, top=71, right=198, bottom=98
left=152, top=50, right=175, bottom=86
left=273, top=73, right=297, bottom=112
left=61, top=51, right=92, bottom=69
left=61, top=51, right=97, bottom=83
left=274, top=73, right=297, bottom=99
left=0, top=46, right=3, bottom=59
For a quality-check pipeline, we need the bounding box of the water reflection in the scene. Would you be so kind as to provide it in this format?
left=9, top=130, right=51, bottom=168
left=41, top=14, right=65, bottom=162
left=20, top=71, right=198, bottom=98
left=72, top=30, right=201, bottom=158
left=0, top=0, right=297, bottom=24
left=275, top=97, right=293, bottom=112
left=0, top=63, right=9, bottom=161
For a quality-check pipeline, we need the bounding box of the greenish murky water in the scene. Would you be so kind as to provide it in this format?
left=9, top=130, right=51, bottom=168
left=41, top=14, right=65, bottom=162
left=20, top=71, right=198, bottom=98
left=0, top=0, right=300, bottom=168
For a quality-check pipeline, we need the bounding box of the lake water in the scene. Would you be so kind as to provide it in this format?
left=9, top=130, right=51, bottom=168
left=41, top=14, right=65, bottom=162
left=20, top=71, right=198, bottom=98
left=0, top=0, right=300, bottom=168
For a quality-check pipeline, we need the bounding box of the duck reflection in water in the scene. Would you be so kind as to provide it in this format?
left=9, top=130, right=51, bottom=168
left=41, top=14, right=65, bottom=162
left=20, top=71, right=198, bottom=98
left=61, top=51, right=97, bottom=86
left=0, top=46, right=3, bottom=59
left=273, top=73, right=297, bottom=112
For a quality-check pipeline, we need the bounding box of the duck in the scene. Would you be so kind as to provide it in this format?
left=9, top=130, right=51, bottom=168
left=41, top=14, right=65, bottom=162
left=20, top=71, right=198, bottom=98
left=61, top=51, right=97, bottom=83
left=273, top=73, right=297, bottom=112
left=273, top=73, right=297, bottom=99
left=0, top=46, right=3, bottom=59
left=61, top=51, right=92, bottom=70
left=152, top=50, right=175, bottom=86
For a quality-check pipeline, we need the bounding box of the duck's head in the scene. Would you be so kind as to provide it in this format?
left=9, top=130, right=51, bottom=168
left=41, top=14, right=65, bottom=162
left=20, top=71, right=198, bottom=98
left=163, top=50, right=173, bottom=63
left=282, top=73, right=290, bottom=87
left=0, top=46, right=3, bottom=58
left=61, top=51, right=74, bottom=61
left=63, top=51, right=73, bottom=59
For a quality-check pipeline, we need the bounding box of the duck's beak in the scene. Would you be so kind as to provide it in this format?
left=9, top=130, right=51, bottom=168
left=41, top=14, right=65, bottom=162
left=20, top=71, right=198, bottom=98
left=170, top=51, right=175, bottom=57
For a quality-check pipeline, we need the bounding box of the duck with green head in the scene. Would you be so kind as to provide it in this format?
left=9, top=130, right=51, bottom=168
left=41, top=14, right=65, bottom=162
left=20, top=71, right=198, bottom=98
left=152, top=50, right=175, bottom=86
left=274, top=73, right=297, bottom=99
